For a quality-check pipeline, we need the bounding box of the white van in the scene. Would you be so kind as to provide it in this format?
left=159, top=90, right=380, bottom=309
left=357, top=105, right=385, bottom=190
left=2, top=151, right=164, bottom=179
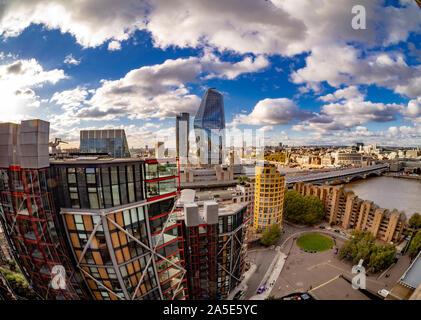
left=378, top=289, right=389, bottom=298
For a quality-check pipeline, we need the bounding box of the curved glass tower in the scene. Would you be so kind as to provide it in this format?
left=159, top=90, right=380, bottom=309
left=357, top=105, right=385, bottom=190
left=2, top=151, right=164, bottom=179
left=194, top=88, right=225, bottom=166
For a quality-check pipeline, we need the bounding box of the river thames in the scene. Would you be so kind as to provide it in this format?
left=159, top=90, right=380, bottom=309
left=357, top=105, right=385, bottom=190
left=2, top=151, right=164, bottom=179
left=345, top=176, right=421, bottom=219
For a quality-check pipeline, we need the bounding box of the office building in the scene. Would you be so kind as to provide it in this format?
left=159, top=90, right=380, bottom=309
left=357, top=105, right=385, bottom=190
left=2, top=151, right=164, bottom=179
left=294, top=183, right=407, bottom=243
left=335, top=152, right=362, bottom=166
left=194, top=88, right=225, bottom=166
left=155, top=141, right=165, bottom=159
left=80, top=129, right=131, bottom=158
left=253, top=164, right=285, bottom=231
left=176, top=113, right=190, bottom=164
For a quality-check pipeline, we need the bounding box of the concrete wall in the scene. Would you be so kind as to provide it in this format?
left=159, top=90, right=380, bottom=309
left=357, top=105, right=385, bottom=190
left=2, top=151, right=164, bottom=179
left=0, top=119, right=49, bottom=169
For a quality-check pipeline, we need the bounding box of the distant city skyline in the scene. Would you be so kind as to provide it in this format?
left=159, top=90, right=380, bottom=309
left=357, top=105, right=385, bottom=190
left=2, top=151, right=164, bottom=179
left=1, top=1, right=421, bottom=149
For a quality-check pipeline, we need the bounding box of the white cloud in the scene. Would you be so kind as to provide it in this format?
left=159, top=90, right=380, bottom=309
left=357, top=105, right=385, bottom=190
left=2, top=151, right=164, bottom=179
left=0, top=58, right=67, bottom=119
left=64, top=54, right=81, bottom=65
left=108, top=40, right=122, bottom=51
left=62, top=53, right=269, bottom=122
left=318, top=86, right=363, bottom=102
left=0, top=0, right=147, bottom=48
left=231, top=98, right=313, bottom=126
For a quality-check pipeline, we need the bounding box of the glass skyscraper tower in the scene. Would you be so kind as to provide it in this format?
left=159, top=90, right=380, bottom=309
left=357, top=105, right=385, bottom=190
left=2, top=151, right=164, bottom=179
left=194, top=88, right=225, bottom=166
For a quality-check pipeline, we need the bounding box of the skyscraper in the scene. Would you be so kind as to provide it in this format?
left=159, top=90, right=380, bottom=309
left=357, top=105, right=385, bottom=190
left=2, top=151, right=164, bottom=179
left=176, top=113, right=190, bottom=164
left=253, top=164, right=285, bottom=232
left=80, top=129, right=131, bottom=158
left=194, top=88, right=225, bottom=166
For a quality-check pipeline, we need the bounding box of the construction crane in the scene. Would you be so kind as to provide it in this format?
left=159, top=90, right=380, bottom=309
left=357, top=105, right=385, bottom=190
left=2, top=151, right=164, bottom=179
left=49, top=138, right=68, bottom=155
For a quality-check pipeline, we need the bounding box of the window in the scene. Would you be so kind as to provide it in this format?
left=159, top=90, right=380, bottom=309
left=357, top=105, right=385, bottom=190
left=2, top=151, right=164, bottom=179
left=145, top=163, right=158, bottom=179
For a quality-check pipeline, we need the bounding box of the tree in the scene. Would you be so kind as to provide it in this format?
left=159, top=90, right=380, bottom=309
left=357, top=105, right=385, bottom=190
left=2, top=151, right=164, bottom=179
left=260, top=224, right=282, bottom=246
left=0, top=267, right=38, bottom=299
left=283, top=190, right=324, bottom=225
left=237, top=176, right=250, bottom=185
left=338, top=230, right=397, bottom=272
left=409, top=230, right=421, bottom=259
left=409, top=213, right=421, bottom=229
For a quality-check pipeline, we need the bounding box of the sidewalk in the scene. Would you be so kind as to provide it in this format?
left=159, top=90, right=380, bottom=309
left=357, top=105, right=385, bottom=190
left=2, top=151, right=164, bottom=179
left=226, top=262, right=257, bottom=300
left=249, top=247, right=287, bottom=300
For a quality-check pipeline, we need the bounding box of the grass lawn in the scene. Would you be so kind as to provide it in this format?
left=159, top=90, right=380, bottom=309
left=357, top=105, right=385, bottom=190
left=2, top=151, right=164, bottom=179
left=296, top=233, right=333, bottom=252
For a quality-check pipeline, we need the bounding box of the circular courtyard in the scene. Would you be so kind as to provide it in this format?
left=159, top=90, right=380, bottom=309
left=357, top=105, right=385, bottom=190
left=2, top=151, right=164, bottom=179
left=296, top=233, right=334, bottom=252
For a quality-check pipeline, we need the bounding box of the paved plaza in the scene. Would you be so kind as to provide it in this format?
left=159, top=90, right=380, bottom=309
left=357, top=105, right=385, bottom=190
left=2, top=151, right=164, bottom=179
left=269, top=233, right=412, bottom=300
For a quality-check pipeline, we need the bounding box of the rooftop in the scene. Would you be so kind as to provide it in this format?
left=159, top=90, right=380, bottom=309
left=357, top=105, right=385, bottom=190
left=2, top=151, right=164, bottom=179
left=399, top=251, right=421, bottom=290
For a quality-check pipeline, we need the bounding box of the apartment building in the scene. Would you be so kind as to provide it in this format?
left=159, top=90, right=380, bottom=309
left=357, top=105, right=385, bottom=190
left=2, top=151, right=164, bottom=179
left=294, top=182, right=406, bottom=243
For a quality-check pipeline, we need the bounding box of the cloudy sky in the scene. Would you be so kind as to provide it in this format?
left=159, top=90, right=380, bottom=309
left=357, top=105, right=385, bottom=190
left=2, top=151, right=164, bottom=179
left=1, top=0, right=421, bottom=148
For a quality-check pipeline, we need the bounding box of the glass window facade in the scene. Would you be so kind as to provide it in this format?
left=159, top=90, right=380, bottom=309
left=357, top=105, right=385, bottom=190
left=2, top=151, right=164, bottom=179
left=80, top=129, right=131, bottom=158
left=193, top=88, right=226, bottom=165
left=0, top=167, right=89, bottom=300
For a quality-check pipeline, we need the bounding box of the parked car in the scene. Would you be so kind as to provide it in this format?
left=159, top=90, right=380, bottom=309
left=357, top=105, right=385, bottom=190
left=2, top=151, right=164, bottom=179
left=257, top=285, right=266, bottom=294
left=319, top=226, right=325, bottom=229
left=334, top=229, right=340, bottom=233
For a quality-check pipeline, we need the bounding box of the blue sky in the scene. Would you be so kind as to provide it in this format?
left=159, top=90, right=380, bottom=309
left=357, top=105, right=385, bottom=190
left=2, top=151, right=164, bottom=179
left=1, top=0, right=421, bottom=148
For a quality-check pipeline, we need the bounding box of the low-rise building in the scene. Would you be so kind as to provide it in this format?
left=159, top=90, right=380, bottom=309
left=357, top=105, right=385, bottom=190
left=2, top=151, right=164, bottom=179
left=386, top=251, right=421, bottom=300
left=335, top=152, right=362, bottom=166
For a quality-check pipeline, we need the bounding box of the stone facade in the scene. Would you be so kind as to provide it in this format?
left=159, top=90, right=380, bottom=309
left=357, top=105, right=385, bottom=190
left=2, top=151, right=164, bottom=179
left=294, top=182, right=406, bottom=243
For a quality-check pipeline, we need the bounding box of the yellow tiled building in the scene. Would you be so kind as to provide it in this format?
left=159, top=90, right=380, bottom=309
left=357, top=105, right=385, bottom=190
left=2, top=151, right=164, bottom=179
left=253, top=164, right=285, bottom=231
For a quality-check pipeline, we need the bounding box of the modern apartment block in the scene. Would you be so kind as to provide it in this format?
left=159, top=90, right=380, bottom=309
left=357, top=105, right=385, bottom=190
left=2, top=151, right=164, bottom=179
left=294, top=182, right=406, bottom=243
left=194, top=88, right=226, bottom=166
left=0, top=119, right=249, bottom=300
left=253, top=164, right=285, bottom=231
left=0, top=120, right=89, bottom=300
left=178, top=191, right=251, bottom=300
left=80, top=129, right=131, bottom=158
left=49, top=157, right=185, bottom=300
left=0, top=120, right=187, bottom=300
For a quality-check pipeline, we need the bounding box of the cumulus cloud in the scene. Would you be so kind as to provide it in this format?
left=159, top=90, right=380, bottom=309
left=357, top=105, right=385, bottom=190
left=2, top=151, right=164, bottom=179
left=56, top=53, right=269, bottom=122
left=64, top=54, right=81, bottom=65
left=108, top=40, right=122, bottom=51
left=231, top=98, right=314, bottom=126
left=0, top=58, right=66, bottom=115
left=3, top=0, right=419, bottom=56
left=0, top=0, right=148, bottom=48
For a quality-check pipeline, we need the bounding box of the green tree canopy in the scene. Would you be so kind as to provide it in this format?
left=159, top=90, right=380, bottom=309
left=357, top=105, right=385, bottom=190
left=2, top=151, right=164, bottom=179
left=409, top=230, right=421, bottom=259
left=260, top=224, right=282, bottom=246
left=409, top=213, right=421, bottom=229
left=237, top=176, right=250, bottom=185
left=283, top=190, right=324, bottom=225
left=338, top=230, right=396, bottom=273
left=0, top=267, right=38, bottom=299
